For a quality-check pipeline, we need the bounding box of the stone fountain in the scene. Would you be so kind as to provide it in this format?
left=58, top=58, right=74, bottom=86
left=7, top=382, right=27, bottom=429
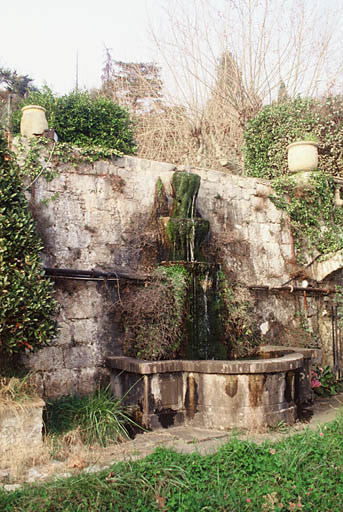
left=107, top=171, right=316, bottom=431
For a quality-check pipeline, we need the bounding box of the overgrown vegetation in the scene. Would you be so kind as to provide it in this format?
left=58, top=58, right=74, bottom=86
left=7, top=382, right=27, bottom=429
left=218, top=273, right=261, bottom=359
left=243, top=98, right=343, bottom=261
left=244, top=96, right=343, bottom=180
left=14, top=137, right=124, bottom=191
left=12, top=87, right=136, bottom=154
left=121, top=265, right=190, bottom=360
left=2, top=415, right=343, bottom=510
left=311, top=366, right=343, bottom=397
left=270, top=172, right=343, bottom=261
left=0, top=133, right=57, bottom=355
left=0, top=375, right=39, bottom=409
left=45, top=387, right=139, bottom=447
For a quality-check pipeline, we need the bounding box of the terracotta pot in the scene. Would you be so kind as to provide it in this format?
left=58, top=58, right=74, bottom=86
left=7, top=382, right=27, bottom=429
left=287, top=141, right=319, bottom=173
left=20, top=105, right=48, bottom=138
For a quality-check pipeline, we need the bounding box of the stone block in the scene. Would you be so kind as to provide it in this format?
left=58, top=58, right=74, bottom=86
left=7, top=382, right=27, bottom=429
left=280, top=243, right=293, bottom=260
left=267, top=204, right=283, bottom=224
left=77, top=368, right=98, bottom=395
left=43, top=369, right=78, bottom=398
left=0, top=400, right=44, bottom=452
left=63, top=345, right=102, bottom=369
left=26, top=346, right=64, bottom=371
left=256, top=182, right=271, bottom=197
left=56, top=321, right=74, bottom=346
left=93, top=160, right=110, bottom=175
left=72, top=319, right=98, bottom=344
left=66, top=286, right=103, bottom=319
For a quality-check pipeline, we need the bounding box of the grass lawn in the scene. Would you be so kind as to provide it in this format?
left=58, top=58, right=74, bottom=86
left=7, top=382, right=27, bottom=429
left=1, top=413, right=343, bottom=511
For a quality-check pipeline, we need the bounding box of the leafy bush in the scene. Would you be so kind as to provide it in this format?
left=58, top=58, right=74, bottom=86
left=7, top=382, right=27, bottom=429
left=311, top=366, right=343, bottom=396
left=121, top=265, right=190, bottom=360
left=244, top=96, right=343, bottom=179
left=12, top=87, right=136, bottom=154
left=271, top=172, right=343, bottom=260
left=45, top=387, right=139, bottom=446
left=0, top=133, right=57, bottom=354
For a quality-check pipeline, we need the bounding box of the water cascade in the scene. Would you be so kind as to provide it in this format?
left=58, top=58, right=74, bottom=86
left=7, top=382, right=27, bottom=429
left=165, top=171, right=226, bottom=359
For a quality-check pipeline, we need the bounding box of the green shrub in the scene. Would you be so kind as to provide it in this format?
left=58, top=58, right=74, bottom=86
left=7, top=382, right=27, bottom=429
left=271, top=172, right=343, bottom=260
left=0, top=132, right=57, bottom=354
left=12, top=87, right=136, bottom=154
left=45, top=387, right=138, bottom=446
left=243, top=95, right=343, bottom=180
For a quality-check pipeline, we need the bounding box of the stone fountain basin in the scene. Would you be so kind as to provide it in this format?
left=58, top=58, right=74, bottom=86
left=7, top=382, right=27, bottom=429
left=107, top=346, right=318, bottom=432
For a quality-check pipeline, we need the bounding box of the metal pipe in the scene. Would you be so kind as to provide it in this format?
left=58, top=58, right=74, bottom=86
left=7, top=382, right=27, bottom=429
left=249, top=285, right=335, bottom=295
left=43, top=267, right=148, bottom=281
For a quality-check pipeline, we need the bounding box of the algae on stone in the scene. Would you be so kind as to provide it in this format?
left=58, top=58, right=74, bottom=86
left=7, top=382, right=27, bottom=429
left=167, top=172, right=209, bottom=261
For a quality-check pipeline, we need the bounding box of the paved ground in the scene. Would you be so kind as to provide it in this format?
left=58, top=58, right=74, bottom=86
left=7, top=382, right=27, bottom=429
left=2, top=393, right=343, bottom=490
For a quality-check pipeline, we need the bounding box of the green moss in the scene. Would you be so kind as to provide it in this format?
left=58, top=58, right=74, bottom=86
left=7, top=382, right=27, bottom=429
left=171, top=171, right=200, bottom=218
left=167, top=172, right=208, bottom=261
left=167, top=218, right=209, bottom=261
left=186, top=265, right=228, bottom=360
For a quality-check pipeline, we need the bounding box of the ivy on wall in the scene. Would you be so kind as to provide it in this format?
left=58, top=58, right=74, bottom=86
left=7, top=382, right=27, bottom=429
left=244, top=96, right=343, bottom=262
left=0, top=133, right=57, bottom=355
left=244, top=96, right=343, bottom=180
left=271, top=173, right=343, bottom=262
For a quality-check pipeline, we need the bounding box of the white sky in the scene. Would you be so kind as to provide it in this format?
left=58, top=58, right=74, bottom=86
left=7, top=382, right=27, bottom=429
left=1, top=0, right=342, bottom=101
left=0, top=0, right=163, bottom=94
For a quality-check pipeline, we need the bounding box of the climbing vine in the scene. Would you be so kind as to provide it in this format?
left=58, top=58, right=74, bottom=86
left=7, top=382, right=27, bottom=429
left=13, top=137, right=124, bottom=207
left=0, top=133, right=57, bottom=355
left=244, top=96, right=343, bottom=179
left=270, top=172, right=343, bottom=262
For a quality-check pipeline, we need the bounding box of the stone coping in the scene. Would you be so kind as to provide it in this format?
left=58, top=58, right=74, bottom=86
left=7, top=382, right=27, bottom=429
left=106, top=353, right=304, bottom=375
left=0, top=398, right=45, bottom=416
left=258, top=345, right=320, bottom=360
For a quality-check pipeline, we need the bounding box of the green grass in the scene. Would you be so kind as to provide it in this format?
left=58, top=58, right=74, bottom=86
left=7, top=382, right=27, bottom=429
left=44, top=386, right=139, bottom=447
left=2, top=414, right=343, bottom=511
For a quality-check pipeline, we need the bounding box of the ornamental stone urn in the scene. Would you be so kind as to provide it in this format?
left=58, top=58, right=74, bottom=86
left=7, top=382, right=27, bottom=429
left=287, top=140, right=319, bottom=173
left=20, top=105, right=48, bottom=138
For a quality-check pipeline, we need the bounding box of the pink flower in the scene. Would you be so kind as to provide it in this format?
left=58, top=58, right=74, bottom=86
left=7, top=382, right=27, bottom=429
left=246, top=498, right=251, bottom=503
left=311, top=379, right=321, bottom=388
left=320, top=432, right=324, bottom=436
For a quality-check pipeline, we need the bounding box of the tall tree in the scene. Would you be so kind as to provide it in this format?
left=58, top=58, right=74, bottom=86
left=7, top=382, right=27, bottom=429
left=139, top=0, right=343, bottom=169
left=0, top=67, right=36, bottom=133
left=101, top=49, right=163, bottom=114
left=0, top=67, right=35, bottom=97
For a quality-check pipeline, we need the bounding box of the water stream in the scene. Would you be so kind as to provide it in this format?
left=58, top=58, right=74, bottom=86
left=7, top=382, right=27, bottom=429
left=166, top=171, right=227, bottom=360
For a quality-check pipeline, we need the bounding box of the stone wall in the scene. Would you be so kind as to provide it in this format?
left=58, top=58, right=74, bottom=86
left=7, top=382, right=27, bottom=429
left=21, top=151, right=334, bottom=396
left=0, top=399, right=44, bottom=452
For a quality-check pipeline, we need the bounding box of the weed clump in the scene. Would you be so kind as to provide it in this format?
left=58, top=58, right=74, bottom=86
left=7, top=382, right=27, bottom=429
left=121, top=265, right=190, bottom=360
left=45, top=387, right=139, bottom=447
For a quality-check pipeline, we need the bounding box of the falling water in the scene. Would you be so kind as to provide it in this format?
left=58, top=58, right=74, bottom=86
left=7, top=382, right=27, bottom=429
left=166, top=171, right=227, bottom=359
